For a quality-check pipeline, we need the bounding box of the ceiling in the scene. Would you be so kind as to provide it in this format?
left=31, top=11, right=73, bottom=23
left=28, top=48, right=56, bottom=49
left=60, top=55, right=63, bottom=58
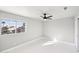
left=0, top=6, right=79, bottom=20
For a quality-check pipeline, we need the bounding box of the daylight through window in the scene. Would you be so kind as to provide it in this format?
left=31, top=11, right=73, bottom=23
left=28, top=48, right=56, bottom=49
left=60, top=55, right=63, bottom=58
left=0, top=19, right=25, bottom=35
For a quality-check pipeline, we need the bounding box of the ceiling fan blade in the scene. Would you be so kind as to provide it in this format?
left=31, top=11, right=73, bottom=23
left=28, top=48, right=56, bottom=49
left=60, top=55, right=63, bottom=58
left=48, top=18, right=52, bottom=20
left=48, top=15, right=53, bottom=18
left=40, top=16, right=44, bottom=18
left=46, top=16, right=52, bottom=19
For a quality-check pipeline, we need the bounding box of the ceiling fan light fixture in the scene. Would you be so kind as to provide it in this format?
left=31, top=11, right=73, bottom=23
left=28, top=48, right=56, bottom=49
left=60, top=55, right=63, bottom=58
left=44, top=19, right=47, bottom=21
left=40, top=12, right=53, bottom=21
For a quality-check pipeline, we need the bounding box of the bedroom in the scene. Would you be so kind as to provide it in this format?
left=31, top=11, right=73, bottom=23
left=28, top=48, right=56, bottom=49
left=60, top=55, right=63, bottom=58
left=0, top=6, right=79, bottom=53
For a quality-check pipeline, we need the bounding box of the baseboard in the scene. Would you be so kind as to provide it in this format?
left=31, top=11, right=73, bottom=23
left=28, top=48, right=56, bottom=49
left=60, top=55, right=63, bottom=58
left=58, top=40, right=75, bottom=46
left=1, top=36, right=45, bottom=53
left=1, top=36, right=76, bottom=53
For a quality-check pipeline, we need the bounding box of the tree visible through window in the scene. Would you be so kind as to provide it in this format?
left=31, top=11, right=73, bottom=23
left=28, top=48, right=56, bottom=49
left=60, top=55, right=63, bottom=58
left=0, top=19, right=25, bottom=35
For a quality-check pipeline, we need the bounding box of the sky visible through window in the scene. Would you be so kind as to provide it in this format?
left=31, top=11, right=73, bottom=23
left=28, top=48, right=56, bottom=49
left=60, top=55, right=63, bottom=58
left=0, top=19, right=23, bottom=28
left=0, top=19, right=25, bottom=35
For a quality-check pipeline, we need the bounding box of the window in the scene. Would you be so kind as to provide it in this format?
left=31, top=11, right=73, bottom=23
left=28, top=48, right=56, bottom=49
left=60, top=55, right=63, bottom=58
left=0, top=19, right=25, bottom=35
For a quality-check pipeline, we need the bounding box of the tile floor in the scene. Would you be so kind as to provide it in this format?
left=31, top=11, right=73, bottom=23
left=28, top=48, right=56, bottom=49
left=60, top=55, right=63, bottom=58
left=3, top=39, right=78, bottom=53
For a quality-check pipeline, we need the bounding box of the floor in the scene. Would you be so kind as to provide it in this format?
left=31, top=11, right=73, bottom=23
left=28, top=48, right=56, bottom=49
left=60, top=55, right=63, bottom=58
left=3, top=38, right=78, bottom=53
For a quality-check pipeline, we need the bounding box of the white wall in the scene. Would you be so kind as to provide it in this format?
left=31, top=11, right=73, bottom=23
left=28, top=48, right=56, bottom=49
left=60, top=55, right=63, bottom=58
left=44, top=17, right=75, bottom=43
left=75, top=17, right=79, bottom=49
left=0, top=10, right=76, bottom=52
left=0, top=11, right=42, bottom=51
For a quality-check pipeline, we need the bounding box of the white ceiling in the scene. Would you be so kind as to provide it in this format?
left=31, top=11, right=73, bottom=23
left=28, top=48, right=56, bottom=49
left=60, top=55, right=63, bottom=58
left=0, top=6, right=79, bottom=20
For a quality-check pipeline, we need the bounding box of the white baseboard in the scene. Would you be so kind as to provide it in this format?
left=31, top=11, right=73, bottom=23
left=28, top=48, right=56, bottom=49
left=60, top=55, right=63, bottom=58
left=59, top=40, right=75, bottom=46
left=1, top=36, right=45, bottom=53
left=1, top=36, right=76, bottom=53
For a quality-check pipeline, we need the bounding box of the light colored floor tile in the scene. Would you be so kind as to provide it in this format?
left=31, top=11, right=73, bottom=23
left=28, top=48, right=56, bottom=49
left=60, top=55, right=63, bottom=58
left=5, top=39, right=77, bottom=53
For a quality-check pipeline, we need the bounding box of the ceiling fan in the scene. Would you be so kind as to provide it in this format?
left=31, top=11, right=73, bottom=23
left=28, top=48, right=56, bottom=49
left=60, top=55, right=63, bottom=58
left=40, top=12, right=53, bottom=21
left=40, top=7, right=68, bottom=21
